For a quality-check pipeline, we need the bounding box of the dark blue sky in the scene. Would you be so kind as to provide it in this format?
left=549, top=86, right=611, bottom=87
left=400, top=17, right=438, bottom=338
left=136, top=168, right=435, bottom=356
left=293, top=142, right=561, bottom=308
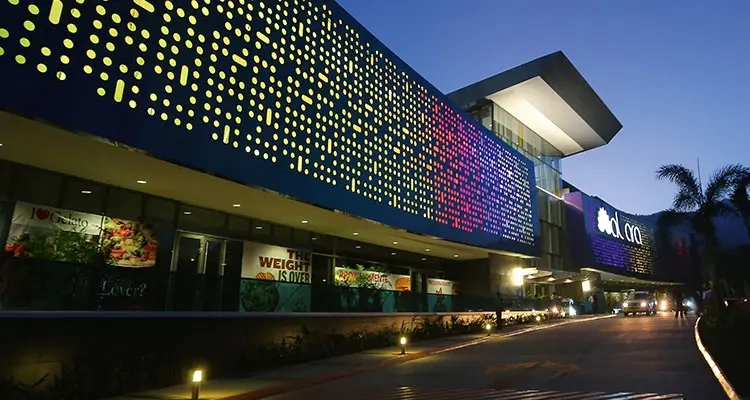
left=336, top=0, right=750, bottom=215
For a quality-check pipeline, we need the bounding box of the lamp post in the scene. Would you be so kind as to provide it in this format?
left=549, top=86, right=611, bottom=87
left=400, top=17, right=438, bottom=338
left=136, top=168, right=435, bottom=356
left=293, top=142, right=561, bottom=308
left=536, top=315, right=541, bottom=325
left=400, top=336, right=407, bottom=355
left=485, top=323, right=492, bottom=337
left=191, top=369, right=203, bottom=400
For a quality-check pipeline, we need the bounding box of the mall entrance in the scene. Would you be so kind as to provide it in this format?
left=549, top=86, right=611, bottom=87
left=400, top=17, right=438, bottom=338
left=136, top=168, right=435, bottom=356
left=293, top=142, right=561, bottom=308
left=168, top=232, right=243, bottom=311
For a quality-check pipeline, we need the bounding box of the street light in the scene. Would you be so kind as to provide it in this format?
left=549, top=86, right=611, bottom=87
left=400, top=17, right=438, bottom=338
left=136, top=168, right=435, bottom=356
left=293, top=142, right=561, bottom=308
left=191, top=369, right=203, bottom=400
left=400, top=336, right=407, bottom=355
left=536, top=315, right=541, bottom=325
left=486, top=323, right=492, bottom=336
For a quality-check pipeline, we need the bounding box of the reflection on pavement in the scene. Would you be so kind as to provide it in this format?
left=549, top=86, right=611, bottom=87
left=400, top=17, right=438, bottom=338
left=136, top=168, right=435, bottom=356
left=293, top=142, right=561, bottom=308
left=273, top=386, right=685, bottom=399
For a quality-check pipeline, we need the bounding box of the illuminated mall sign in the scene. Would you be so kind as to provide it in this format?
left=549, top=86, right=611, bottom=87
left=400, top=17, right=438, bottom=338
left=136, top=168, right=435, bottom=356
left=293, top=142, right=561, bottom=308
left=596, top=207, right=643, bottom=245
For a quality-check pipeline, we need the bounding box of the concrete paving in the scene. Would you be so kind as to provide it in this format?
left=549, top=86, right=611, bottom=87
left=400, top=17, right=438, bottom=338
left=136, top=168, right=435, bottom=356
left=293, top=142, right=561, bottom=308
left=272, top=313, right=726, bottom=399
left=109, top=316, right=605, bottom=400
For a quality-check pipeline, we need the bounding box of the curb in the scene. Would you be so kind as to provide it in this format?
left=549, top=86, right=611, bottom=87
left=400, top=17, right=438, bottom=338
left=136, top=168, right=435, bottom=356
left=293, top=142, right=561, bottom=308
left=220, top=314, right=613, bottom=400
left=694, top=316, right=742, bottom=400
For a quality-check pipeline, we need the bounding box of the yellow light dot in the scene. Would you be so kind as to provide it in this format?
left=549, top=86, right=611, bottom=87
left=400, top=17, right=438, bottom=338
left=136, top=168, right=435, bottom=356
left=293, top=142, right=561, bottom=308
left=103, top=57, right=112, bottom=66
left=37, top=63, right=47, bottom=73
left=23, top=21, right=35, bottom=31
left=97, top=87, right=106, bottom=96
left=186, top=123, right=193, bottom=130
left=90, top=34, right=99, bottom=44
left=71, top=8, right=81, bottom=18
left=0, top=29, right=8, bottom=39
left=100, top=72, right=108, bottom=81
left=141, top=29, right=150, bottom=39
left=67, top=24, right=77, bottom=34
left=83, top=65, right=93, bottom=74
left=106, top=42, right=115, bottom=51
left=93, top=20, right=102, bottom=29
left=56, top=71, right=66, bottom=80
left=86, top=49, right=96, bottom=58
left=129, top=100, right=137, bottom=108
left=28, top=4, right=39, bottom=14
left=0, top=48, right=4, bottom=56
left=15, top=54, right=25, bottom=64
left=112, top=13, right=121, bottom=23
left=147, top=108, right=155, bottom=115
left=96, top=5, right=106, bottom=15
left=120, top=64, right=128, bottom=73
left=40, top=47, right=51, bottom=56
left=134, top=70, right=142, bottom=79
left=109, top=28, right=118, bottom=37
left=19, top=37, right=30, bottom=47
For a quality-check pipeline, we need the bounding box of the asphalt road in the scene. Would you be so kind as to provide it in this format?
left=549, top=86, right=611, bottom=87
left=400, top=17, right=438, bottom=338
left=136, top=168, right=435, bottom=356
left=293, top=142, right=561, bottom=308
left=271, top=313, right=727, bottom=399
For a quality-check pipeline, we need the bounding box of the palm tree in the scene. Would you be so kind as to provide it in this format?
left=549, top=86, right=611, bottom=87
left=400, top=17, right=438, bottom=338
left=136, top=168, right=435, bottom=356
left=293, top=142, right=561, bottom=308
left=655, top=164, right=749, bottom=301
left=731, top=173, right=750, bottom=236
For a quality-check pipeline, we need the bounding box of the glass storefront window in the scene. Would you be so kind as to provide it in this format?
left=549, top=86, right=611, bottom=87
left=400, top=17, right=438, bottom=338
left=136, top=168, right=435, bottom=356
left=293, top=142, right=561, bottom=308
left=61, top=178, right=105, bottom=215
left=13, top=165, right=63, bottom=207
left=105, top=187, right=143, bottom=221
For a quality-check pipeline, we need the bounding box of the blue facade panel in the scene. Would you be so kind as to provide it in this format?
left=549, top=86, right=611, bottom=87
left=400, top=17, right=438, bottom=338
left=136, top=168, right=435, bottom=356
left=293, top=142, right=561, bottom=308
left=0, top=0, right=540, bottom=255
left=565, top=192, right=659, bottom=278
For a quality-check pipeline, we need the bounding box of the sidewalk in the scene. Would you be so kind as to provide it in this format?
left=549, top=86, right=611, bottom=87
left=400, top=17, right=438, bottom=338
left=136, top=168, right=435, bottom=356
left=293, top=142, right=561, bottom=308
left=109, top=315, right=612, bottom=400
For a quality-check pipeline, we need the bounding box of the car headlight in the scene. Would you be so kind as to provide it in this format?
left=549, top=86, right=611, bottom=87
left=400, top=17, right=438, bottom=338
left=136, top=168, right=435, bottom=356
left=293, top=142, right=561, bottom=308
left=622, top=302, right=628, bottom=308
left=640, top=301, right=647, bottom=308
left=551, top=306, right=558, bottom=313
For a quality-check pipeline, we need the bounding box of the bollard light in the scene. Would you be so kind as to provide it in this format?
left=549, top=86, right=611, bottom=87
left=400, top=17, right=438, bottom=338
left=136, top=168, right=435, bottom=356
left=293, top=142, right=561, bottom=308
left=191, top=369, right=203, bottom=400
left=535, top=315, right=541, bottom=325
left=400, top=336, right=407, bottom=355
left=485, top=323, right=492, bottom=336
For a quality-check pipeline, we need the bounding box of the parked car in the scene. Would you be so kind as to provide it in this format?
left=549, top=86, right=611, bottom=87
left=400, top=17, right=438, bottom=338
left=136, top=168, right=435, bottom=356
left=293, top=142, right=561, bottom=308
left=622, top=291, right=657, bottom=316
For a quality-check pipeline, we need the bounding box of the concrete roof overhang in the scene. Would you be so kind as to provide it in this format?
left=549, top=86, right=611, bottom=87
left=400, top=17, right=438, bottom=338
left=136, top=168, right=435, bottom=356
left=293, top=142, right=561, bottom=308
left=581, top=268, right=683, bottom=287
left=447, top=51, right=622, bottom=157
left=526, top=268, right=588, bottom=285
left=0, top=111, right=529, bottom=261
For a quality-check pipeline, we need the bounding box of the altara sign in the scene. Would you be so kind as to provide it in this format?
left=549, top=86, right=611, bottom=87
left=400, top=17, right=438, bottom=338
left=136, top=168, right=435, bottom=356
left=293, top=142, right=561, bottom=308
left=596, top=207, right=643, bottom=245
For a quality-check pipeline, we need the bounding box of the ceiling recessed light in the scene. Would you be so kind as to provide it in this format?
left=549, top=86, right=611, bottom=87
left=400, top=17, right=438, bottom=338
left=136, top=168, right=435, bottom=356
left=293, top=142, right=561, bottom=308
left=232, top=204, right=241, bottom=207
left=352, top=232, right=359, bottom=236
left=453, top=254, right=458, bottom=258
left=255, top=226, right=263, bottom=230
left=392, top=241, right=398, bottom=245
left=355, top=245, right=361, bottom=249
left=80, top=190, right=92, bottom=194
left=425, top=248, right=431, bottom=252
left=391, top=252, right=396, bottom=256
left=136, top=180, right=147, bottom=184
left=421, top=257, right=426, bottom=261
left=312, top=237, right=317, bottom=240
left=301, top=220, right=308, bottom=224
left=183, top=211, right=192, bottom=215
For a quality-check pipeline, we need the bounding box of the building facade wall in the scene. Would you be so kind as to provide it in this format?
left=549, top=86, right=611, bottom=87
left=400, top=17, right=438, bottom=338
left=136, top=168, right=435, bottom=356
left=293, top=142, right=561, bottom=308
left=0, top=0, right=540, bottom=257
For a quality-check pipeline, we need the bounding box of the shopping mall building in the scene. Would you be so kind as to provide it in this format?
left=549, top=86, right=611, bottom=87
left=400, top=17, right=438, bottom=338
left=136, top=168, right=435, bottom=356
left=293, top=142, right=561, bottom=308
left=0, top=0, right=687, bottom=312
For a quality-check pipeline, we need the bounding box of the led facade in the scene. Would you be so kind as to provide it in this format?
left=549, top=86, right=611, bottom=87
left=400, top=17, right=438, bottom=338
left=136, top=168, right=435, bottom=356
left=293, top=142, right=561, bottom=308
left=0, top=0, right=539, bottom=254
left=565, top=192, right=657, bottom=276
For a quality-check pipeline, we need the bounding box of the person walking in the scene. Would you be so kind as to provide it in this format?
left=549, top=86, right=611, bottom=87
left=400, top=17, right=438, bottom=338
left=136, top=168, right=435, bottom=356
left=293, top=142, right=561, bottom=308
left=674, top=290, right=685, bottom=319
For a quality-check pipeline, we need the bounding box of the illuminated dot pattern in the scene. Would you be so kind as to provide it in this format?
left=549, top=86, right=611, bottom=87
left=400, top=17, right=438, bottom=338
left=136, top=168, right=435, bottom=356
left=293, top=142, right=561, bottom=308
left=0, top=0, right=537, bottom=248
left=585, top=200, right=656, bottom=275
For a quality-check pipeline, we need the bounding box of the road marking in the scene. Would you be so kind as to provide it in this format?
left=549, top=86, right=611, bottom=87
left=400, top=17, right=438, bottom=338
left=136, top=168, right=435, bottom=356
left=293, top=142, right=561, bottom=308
left=694, top=316, right=741, bottom=400
left=275, top=386, right=686, bottom=399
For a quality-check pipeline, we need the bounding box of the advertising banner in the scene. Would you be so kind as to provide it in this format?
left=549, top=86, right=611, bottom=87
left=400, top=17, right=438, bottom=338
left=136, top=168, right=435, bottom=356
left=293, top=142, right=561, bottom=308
left=238, top=241, right=311, bottom=312
left=426, top=278, right=459, bottom=312
left=4, top=202, right=158, bottom=267
left=333, top=266, right=411, bottom=291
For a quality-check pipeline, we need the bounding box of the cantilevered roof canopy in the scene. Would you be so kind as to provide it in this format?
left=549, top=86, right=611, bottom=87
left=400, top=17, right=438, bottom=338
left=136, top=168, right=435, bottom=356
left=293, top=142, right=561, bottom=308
left=448, top=51, right=622, bottom=157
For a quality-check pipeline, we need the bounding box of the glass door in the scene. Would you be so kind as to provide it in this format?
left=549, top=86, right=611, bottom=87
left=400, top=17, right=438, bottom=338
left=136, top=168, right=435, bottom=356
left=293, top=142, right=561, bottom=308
left=169, top=233, right=227, bottom=311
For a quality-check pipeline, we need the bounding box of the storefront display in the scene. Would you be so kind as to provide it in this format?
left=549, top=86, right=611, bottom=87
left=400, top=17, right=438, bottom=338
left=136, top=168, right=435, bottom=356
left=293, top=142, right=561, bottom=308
left=4, top=202, right=158, bottom=267
left=238, top=241, right=311, bottom=312
left=426, top=278, right=459, bottom=312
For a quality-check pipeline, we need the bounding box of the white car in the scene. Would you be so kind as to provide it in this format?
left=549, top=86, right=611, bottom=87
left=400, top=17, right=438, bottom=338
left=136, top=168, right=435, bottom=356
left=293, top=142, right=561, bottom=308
left=622, top=292, right=657, bottom=316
